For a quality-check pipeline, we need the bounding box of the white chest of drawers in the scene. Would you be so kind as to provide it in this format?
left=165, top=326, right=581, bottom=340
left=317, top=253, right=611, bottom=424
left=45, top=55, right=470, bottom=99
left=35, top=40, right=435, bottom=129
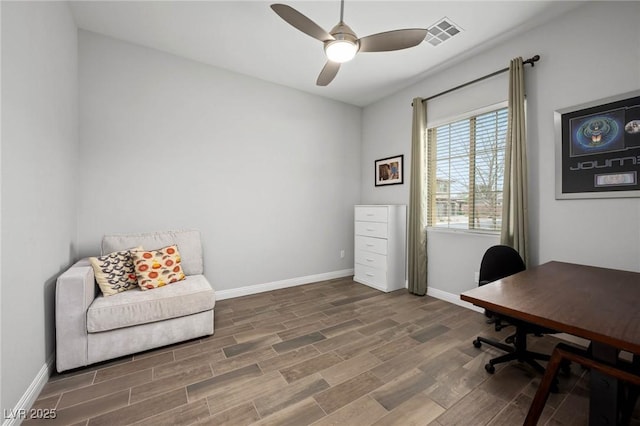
left=354, top=204, right=407, bottom=292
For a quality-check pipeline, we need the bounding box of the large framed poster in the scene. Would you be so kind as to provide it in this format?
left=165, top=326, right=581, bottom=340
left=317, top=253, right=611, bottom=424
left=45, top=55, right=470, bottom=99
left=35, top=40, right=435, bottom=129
left=555, top=90, right=640, bottom=199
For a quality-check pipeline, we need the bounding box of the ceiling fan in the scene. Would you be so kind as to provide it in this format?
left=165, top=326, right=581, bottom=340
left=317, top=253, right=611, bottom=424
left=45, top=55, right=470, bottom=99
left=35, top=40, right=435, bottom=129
left=271, top=1, right=428, bottom=86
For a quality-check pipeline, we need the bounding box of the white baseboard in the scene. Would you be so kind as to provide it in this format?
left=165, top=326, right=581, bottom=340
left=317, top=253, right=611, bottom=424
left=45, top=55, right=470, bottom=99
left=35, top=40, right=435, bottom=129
left=554, top=333, right=590, bottom=348
left=426, top=286, right=484, bottom=313
left=426, top=287, right=590, bottom=349
left=215, top=269, right=354, bottom=300
left=2, top=354, right=54, bottom=426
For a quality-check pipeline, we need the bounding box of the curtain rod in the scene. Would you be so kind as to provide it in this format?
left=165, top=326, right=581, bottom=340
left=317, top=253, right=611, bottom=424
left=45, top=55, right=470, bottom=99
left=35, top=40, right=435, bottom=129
left=415, top=55, right=540, bottom=105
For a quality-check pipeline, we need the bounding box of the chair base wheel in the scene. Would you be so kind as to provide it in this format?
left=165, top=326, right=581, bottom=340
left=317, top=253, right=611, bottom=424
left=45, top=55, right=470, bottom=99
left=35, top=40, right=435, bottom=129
left=473, top=339, right=482, bottom=348
left=485, top=363, right=496, bottom=374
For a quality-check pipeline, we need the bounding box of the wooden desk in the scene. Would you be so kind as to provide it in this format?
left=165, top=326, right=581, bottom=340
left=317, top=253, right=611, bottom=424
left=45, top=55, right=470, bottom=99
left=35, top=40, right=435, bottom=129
left=460, top=261, right=640, bottom=425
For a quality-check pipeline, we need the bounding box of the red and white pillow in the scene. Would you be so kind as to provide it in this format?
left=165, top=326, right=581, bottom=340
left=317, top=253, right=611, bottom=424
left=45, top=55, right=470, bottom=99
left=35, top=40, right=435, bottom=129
left=132, top=245, right=186, bottom=290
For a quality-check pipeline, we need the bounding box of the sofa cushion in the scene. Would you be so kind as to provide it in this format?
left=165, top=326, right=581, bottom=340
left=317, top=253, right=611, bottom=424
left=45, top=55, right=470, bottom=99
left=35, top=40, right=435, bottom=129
left=132, top=245, right=186, bottom=290
left=89, top=247, right=141, bottom=296
left=102, top=230, right=203, bottom=275
left=87, top=274, right=215, bottom=333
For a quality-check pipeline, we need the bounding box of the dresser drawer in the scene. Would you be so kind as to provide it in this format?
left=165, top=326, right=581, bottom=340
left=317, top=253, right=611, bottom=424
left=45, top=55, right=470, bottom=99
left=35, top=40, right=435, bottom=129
left=355, top=206, right=388, bottom=223
left=355, top=235, right=387, bottom=255
left=355, top=221, right=388, bottom=238
left=355, top=250, right=387, bottom=270
left=354, top=264, right=388, bottom=288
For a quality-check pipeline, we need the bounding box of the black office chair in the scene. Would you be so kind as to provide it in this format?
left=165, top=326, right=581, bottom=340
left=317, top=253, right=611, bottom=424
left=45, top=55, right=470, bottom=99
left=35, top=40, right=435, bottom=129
left=472, top=245, right=561, bottom=375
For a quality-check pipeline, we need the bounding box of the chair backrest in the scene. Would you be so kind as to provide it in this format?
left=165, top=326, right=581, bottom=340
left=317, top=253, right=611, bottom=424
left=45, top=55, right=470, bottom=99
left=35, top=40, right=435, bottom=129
left=479, top=245, right=525, bottom=286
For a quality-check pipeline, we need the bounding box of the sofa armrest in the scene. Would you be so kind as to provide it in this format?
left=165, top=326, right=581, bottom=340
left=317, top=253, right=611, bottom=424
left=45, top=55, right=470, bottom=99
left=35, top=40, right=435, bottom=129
left=55, top=258, right=96, bottom=372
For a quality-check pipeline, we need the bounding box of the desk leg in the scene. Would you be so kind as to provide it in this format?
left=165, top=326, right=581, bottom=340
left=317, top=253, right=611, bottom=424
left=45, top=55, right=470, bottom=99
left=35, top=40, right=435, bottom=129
left=590, top=343, right=619, bottom=425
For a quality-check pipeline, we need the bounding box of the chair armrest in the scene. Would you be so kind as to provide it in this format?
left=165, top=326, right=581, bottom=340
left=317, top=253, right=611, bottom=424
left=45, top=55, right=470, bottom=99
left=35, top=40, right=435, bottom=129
left=55, top=258, right=96, bottom=372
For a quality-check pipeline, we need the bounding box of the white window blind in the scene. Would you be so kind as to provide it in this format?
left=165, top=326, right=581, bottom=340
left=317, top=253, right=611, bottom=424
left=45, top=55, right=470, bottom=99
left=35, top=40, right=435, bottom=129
left=427, top=107, right=508, bottom=232
left=425, top=72, right=507, bottom=127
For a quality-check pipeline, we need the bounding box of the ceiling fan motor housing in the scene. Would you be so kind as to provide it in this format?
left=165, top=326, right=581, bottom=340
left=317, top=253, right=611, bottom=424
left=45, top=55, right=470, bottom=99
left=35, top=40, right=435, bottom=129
left=324, top=21, right=359, bottom=63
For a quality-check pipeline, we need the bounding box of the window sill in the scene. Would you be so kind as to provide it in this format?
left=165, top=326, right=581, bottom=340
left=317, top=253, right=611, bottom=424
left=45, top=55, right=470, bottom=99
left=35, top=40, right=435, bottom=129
left=426, top=227, right=500, bottom=238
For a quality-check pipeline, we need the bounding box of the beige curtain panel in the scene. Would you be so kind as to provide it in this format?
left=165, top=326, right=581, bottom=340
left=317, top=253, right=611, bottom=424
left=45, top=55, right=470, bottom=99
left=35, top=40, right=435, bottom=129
left=501, top=57, right=529, bottom=266
left=408, top=97, right=428, bottom=295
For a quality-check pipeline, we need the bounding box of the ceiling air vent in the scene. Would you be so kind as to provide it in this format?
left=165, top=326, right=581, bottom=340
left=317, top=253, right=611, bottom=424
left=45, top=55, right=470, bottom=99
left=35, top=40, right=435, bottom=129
left=425, top=18, right=462, bottom=47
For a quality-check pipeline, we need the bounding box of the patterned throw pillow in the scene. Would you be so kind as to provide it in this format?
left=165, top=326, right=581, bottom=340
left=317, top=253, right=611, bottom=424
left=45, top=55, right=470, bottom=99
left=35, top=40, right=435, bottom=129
left=90, top=247, right=142, bottom=297
left=132, top=245, right=186, bottom=290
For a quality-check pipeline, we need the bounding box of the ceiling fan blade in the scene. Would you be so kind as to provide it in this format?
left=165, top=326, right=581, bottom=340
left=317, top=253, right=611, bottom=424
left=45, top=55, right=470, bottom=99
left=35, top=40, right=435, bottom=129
left=271, top=4, right=334, bottom=42
left=358, top=28, right=428, bottom=52
left=316, top=61, right=340, bottom=86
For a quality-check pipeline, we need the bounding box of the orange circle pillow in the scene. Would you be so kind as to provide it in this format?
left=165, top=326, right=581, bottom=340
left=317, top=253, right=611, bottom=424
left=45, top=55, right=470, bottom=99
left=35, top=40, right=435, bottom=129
left=132, top=245, right=186, bottom=290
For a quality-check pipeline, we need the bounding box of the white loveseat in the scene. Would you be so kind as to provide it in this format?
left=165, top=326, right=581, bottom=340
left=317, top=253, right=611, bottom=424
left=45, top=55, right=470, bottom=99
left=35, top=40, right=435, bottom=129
left=55, top=229, right=215, bottom=372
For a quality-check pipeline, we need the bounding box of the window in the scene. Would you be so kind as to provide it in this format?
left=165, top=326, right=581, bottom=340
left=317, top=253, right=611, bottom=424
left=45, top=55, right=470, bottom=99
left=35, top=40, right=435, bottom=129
left=427, top=106, right=507, bottom=232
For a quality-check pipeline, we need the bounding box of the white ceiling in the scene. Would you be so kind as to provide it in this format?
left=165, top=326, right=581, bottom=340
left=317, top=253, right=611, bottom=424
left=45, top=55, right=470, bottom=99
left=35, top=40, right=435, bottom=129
left=69, top=1, right=583, bottom=107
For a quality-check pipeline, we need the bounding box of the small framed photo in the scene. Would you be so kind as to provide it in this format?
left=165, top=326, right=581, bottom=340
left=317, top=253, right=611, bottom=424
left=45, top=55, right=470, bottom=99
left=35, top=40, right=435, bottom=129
left=375, top=155, right=404, bottom=186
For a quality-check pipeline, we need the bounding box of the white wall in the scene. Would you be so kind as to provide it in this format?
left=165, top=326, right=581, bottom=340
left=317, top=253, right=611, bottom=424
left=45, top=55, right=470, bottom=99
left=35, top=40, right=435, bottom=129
left=361, top=1, right=640, bottom=296
left=1, top=1, right=78, bottom=414
left=78, top=31, right=362, bottom=292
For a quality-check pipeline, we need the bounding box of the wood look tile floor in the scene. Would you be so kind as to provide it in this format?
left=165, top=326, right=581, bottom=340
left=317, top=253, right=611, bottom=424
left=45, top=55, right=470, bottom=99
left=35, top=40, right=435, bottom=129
left=26, top=278, right=640, bottom=425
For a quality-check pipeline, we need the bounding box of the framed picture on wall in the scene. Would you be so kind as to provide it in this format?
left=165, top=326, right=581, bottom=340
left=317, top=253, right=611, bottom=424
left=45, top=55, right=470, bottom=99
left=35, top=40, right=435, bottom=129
left=555, top=90, right=640, bottom=199
left=375, top=155, right=404, bottom=186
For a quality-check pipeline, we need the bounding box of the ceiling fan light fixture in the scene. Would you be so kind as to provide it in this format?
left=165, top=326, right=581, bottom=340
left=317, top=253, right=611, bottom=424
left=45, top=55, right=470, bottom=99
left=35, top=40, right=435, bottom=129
left=324, top=39, right=358, bottom=63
